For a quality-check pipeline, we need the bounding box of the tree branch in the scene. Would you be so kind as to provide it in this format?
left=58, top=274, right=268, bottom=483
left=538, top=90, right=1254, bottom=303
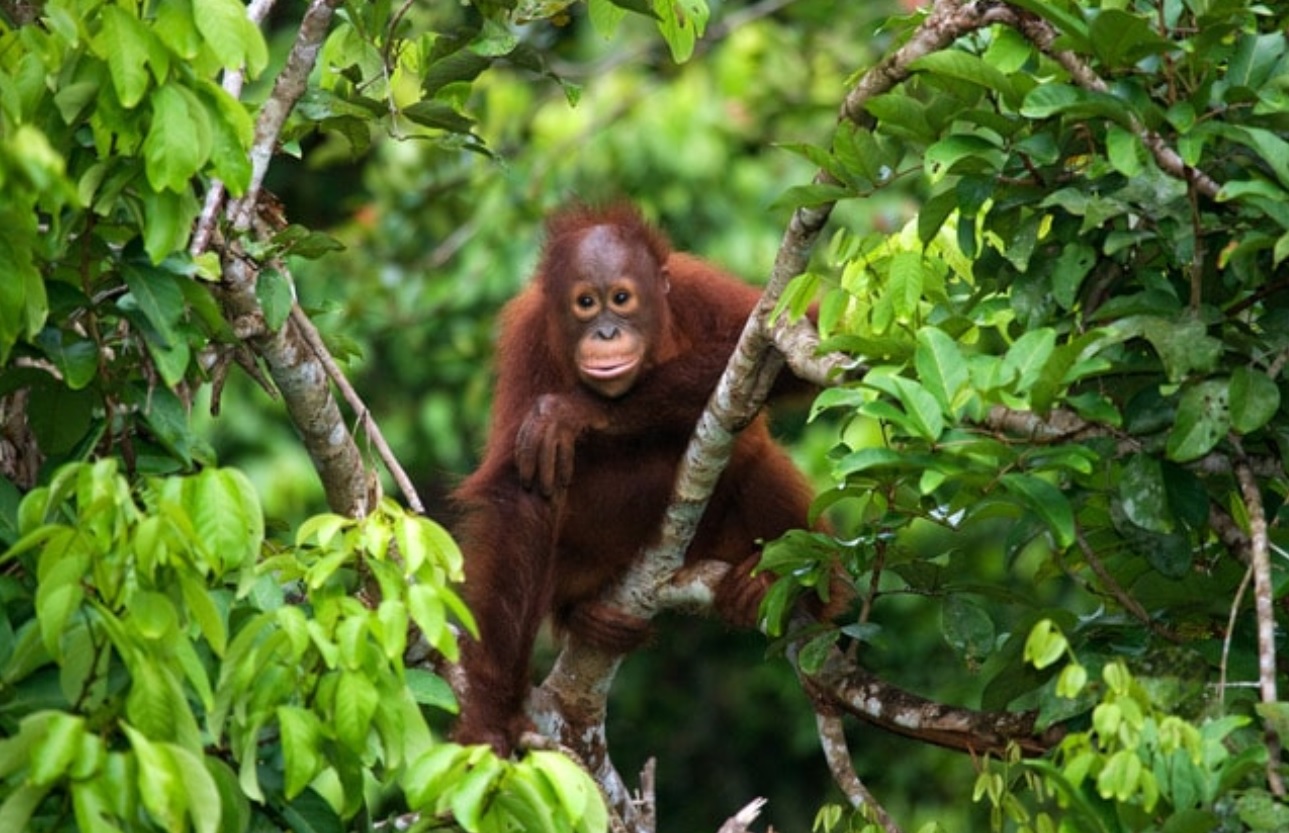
left=1004, top=7, right=1222, bottom=200
left=198, top=0, right=386, bottom=517
left=1234, top=454, right=1286, bottom=796
left=814, top=711, right=902, bottom=833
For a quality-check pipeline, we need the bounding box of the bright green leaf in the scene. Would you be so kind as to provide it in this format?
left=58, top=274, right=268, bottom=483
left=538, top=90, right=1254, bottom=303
left=144, top=84, right=209, bottom=193
left=914, top=328, right=966, bottom=412
left=195, top=0, right=270, bottom=77
left=277, top=706, right=324, bottom=799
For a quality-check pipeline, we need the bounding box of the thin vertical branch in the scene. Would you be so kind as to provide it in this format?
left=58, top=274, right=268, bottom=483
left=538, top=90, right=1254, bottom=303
left=1235, top=458, right=1285, bottom=796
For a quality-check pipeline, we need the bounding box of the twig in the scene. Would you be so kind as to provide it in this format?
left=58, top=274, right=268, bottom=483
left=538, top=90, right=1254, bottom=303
left=1075, top=530, right=1183, bottom=644
left=1218, top=566, right=1254, bottom=708
left=715, top=798, right=768, bottom=833
left=228, top=0, right=346, bottom=235
left=190, top=0, right=279, bottom=255
left=1234, top=455, right=1285, bottom=796
left=289, top=305, right=426, bottom=514
left=1006, top=8, right=1222, bottom=200
left=815, top=712, right=902, bottom=833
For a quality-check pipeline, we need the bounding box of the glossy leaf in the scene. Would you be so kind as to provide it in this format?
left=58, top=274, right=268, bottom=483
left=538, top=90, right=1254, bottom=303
left=1000, top=473, right=1074, bottom=548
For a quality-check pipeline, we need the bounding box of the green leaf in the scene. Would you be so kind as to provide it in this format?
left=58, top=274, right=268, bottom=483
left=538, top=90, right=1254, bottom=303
left=140, top=186, right=200, bottom=264
left=1106, top=124, right=1145, bottom=176
left=169, top=745, right=222, bottom=833
left=334, top=671, right=378, bottom=753
left=404, top=744, right=472, bottom=809
left=911, top=50, right=1016, bottom=105
left=154, top=0, right=204, bottom=60
left=35, top=545, right=88, bottom=656
left=914, top=328, right=966, bottom=412
left=450, top=756, right=505, bottom=831
left=1004, top=328, right=1056, bottom=392
left=280, top=788, right=343, bottom=833
left=1229, top=366, right=1279, bottom=434
left=888, top=251, right=925, bottom=321
left=124, top=726, right=187, bottom=832
left=1088, top=9, right=1171, bottom=68
left=942, top=595, right=995, bottom=663
left=865, top=93, right=932, bottom=141
left=132, top=591, right=180, bottom=640
left=35, top=329, right=98, bottom=390
left=179, top=573, right=228, bottom=656
left=1023, top=619, right=1068, bottom=670
left=1020, top=84, right=1133, bottom=127
left=1119, top=454, right=1172, bottom=533
left=1166, top=380, right=1229, bottom=462
left=195, top=0, right=269, bottom=77
left=0, top=215, right=48, bottom=363
left=769, top=182, right=851, bottom=211
left=184, top=468, right=263, bottom=572
left=95, top=6, right=154, bottom=108
left=199, top=83, right=254, bottom=195
left=1000, top=473, right=1074, bottom=548
left=653, top=0, right=708, bottom=63
left=0, top=782, right=50, bottom=833
left=256, top=267, right=297, bottom=333
left=924, top=133, right=1005, bottom=179
left=1051, top=243, right=1096, bottom=309
left=402, top=101, right=476, bottom=134
left=29, top=712, right=86, bottom=786
left=588, top=0, right=629, bottom=37
left=123, top=263, right=184, bottom=347
left=145, top=84, right=210, bottom=193
left=406, top=668, right=458, bottom=712
left=528, top=750, right=602, bottom=823
left=278, top=706, right=325, bottom=799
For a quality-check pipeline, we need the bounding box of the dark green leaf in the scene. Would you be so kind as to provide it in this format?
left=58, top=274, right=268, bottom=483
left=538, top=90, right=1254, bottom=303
left=924, top=134, right=1005, bottom=178
left=402, top=101, right=476, bottom=134
left=1020, top=84, right=1134, bottom=127
left=864, top=94, right=933, bottom=141
left=1088, top=9, right=1171, bottom=68
left=35, top=329, right=98, bottom=390
left=1162, top=462, right=1209, bottom=530
left=123, top=263, right=184, bottom=347
left=999, top=473, right=1074, bottom=548
left=942, top=595, right=995, bottom=663
left=1119, top=454, right=1172, bottom=533
left=911, top=50, right=1016, bottom=105
left=769, top=183, right=852, bottom=212
left=1166, top=380, right=1229, bottom=462
left=29, top=381, right=95, bottom=456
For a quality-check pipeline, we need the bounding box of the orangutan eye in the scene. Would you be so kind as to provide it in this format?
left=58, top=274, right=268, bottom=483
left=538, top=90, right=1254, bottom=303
left=577, top=294, right=596, bottom=309
left=612, top=290, right=631, bottom=305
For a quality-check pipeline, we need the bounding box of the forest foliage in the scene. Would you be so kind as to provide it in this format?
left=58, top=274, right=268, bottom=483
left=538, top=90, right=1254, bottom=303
left=0, top=1, right=1287, bottom=832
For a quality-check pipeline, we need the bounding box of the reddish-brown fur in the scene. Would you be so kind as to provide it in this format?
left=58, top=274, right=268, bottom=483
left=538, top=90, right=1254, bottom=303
left=452, top=204, right=825, bottom=753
